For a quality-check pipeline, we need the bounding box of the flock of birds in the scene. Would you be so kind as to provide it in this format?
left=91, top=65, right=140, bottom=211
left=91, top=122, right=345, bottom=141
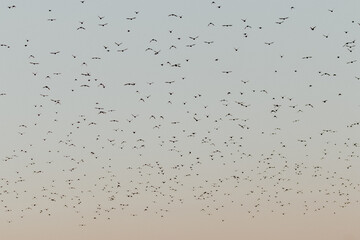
left=0, top=0, right=360, bottom=228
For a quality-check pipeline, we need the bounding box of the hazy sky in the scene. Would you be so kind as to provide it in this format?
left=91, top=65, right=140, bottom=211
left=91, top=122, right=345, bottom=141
left=1, top=0, right=360, bottom=239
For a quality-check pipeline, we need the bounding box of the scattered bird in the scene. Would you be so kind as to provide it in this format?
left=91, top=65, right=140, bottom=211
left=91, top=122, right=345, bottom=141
left=0, top=1, right=359, bottom=232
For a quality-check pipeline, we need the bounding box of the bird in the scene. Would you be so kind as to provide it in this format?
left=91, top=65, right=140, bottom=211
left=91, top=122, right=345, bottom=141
left=0, top=0, right=359, bottom=234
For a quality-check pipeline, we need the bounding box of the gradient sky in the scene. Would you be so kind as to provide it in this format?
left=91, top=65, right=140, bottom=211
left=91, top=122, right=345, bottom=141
left=1, top=0, right=360, bottom=239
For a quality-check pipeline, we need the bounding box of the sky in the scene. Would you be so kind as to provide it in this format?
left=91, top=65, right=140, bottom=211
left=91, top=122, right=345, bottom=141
left=0, top=0, right=360, bottom=239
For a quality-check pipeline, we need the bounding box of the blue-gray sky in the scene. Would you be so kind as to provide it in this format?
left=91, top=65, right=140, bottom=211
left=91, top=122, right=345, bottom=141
left=0, top=0, right=360, bottom=239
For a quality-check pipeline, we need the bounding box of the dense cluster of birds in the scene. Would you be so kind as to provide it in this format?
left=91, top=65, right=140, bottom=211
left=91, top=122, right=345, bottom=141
left=0, top=0, right=360, bottom=227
